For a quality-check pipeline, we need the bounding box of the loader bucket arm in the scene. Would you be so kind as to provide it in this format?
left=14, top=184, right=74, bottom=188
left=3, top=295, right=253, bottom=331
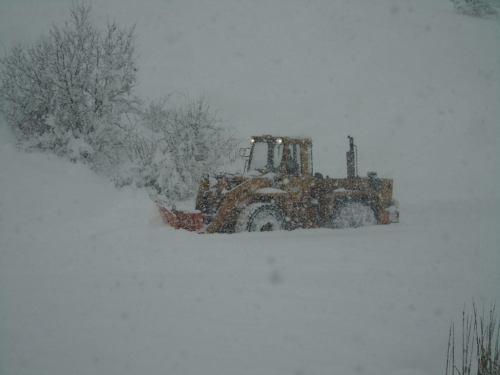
left=205, top=177, right=270, bottom=233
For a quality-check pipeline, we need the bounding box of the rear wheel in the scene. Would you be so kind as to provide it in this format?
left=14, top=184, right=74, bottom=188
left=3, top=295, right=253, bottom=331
left=236, top=203, right=287, bottom=232
left=329, top=201, right=377, bottom=229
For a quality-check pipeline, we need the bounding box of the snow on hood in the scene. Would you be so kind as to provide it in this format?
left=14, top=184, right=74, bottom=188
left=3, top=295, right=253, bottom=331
left=245, top=170, right=277, bottom=178
left=255, top=187, right=286, bottom=194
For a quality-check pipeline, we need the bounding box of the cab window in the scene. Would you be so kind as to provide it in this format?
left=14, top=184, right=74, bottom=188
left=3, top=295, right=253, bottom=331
left=286, top=144, right=301, bottom=175
left=307, top=144, right=313, bottom=175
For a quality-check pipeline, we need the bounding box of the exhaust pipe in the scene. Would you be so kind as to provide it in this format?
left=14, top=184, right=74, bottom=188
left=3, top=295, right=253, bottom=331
left=346, top=136, right=357, bottom=179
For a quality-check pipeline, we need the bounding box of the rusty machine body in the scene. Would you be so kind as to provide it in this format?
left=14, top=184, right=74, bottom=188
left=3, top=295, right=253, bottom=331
left=158, top=135, right=399, bottom=233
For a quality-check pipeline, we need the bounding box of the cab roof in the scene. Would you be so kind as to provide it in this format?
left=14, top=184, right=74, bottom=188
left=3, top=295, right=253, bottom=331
left=251, top=135, right=312, bottom=143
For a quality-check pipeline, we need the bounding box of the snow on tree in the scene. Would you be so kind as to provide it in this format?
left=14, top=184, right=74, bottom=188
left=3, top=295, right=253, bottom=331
left=0, top=3, right=241, bottom=203
left=0, top=2, right=140, bottom=169
left=122, top=95, right=241, bottom=202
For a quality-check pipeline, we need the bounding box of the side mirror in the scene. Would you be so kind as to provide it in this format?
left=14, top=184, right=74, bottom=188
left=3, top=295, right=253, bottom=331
left=239, top=148, right=250, bottom=157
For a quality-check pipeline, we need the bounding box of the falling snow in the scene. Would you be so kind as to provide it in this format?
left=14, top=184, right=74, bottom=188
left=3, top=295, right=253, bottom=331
left=0, top=0, right=499, bottom=374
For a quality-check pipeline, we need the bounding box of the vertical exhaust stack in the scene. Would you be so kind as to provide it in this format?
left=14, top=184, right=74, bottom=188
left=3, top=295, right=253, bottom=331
left=346, top=135, right=357, bottom=179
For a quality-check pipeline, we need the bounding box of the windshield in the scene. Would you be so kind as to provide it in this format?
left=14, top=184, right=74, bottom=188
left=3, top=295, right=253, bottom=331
left=248, top=141, right=283, bottom=173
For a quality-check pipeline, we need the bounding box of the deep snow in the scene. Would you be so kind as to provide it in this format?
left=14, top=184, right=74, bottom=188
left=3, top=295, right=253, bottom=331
left=0, top=124, right=499, bottom=375
left=1, top=0, right=499, bottom=374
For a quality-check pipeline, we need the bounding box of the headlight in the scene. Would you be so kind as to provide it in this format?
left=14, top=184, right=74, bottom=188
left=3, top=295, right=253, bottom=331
left=276, top=138, right=283, bottom=144
left=250, top=138, right=255, bottom=143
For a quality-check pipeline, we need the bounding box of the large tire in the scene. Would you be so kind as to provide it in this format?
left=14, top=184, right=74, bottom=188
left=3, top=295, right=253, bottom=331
left=235, top=203, right=287, bottom=233
left=329, top=201, right=377, bottom=229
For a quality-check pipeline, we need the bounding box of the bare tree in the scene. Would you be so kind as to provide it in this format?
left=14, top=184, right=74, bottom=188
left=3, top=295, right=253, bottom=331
left=0, top=2, right=140, bottom=168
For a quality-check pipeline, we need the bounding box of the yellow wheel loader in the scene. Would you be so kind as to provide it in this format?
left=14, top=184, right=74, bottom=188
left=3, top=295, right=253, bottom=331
left=158, top=135, right=399, bottom=233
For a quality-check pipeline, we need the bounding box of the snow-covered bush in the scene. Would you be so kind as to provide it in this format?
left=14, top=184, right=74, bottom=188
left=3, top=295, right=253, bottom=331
left=451, top=0, right=499, bottom=18
left=117, top=95, right=241, bottom=202
left=0, top=2, right=140, bottom=169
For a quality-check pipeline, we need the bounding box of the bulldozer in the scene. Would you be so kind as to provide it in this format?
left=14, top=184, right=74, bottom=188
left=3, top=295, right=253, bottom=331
left=158, top=135, right=399, bottom=233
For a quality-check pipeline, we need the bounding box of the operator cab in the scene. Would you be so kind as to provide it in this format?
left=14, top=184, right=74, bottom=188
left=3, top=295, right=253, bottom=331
left=245, top=135, right=313, bottom=176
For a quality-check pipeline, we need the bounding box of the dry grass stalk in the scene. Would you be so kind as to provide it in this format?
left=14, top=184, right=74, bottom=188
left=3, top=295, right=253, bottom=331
left=446, top=302, right=499, bottom=375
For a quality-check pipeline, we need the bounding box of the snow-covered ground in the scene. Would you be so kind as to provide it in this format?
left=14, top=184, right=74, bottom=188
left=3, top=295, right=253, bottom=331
left=1, top=0, right=499, bottom=374
left=0, top=125, right=498, bottom=375
left=0, top=121, right=499, bottom=375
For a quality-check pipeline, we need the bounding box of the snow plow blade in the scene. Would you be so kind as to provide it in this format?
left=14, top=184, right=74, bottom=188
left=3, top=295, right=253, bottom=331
left=158, top=205, right=203, bottom=232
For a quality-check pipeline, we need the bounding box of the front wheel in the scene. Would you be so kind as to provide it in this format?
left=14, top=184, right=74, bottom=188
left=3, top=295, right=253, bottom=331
left=329, top=201, right=377, bottom=229
left=235, top=203, right=287, bottom=232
